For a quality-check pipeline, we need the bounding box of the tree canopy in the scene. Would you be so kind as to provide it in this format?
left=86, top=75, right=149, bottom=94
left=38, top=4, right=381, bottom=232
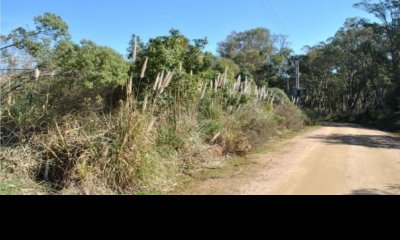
left=218, top=28, right=291, bottom=87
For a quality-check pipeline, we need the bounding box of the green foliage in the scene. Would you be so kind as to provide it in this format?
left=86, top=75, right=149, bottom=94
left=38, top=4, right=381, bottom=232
left=355, top=0, right=400, bottom=109
left=269, top=88, right=290, bottom=105
left=218, top=28, right=275, bottom=72
left=275, top=102, right=307, bottom=130
left=75, top=40, right=130, bottom=90
left=218, top=28, right=291, bottom=86
left=129, top=29, right=212, bottom=102
left=157, top=128, right=185, bottom=151
left=126, top=34, right=146, bottom=61
left=0, top=176, right=43, bottom=195
left=34, top=13, right=70, bottom=40
left=50, top=39, right=130, bottom=109
left=141, top=29, right=189, bottom=78
left=198, top=92, right=223, bottom=120
left=213, top=57, right=240, bottom=80
left=1, top=12, right=70, bottom=66
left=300, top=1, right=400, bottom=118
left=239, top=94, right=252, bottom=105
left=168, top=72, right=202, bottom=106
left=1, top=13, right=309, bottom=195
left=198, top=120, right=222, bottom=142
left=236, top=105, right=278, bottom=145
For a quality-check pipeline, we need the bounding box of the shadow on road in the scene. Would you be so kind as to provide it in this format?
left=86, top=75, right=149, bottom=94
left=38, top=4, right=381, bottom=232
left=320, top=122, right=367, bottom=129
left=309, top=134, right=400, bottom=149
left=350, top=184, right=400, bottom=195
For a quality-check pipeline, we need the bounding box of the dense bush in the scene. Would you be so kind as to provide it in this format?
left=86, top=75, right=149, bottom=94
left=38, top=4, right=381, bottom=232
left=0, top=13, right=308, bottom=194
left=275, top=102, right=308, bottom=130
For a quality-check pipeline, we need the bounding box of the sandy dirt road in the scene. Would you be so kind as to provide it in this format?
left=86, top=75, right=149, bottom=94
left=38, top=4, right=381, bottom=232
left=177, top=123, right=400, bottom=195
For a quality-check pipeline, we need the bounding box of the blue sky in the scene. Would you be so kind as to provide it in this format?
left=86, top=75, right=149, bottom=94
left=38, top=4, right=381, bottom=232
left=1, top=0, right=374, bottom=56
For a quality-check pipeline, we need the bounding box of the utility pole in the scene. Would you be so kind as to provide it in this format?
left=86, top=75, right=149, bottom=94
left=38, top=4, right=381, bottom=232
left=287, top=78, right=290, bottom=94
left=294, top=60, right=301, bottom=105
left=296, top=60, right=300, bottom=90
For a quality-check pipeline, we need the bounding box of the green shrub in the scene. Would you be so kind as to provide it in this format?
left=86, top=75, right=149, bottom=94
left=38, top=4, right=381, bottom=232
left=236, top=104, right=278, bottom=145
left=198, top=120, right=222, bottom=142
left=274, top=102, right=306, bottom=130
left=157, top=128, right=185, bottom=151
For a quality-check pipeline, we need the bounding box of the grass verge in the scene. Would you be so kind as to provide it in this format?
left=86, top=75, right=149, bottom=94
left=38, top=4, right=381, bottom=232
left=0, top=174, right=46, bottom=195
left=169, top=125, right=320, bottom=194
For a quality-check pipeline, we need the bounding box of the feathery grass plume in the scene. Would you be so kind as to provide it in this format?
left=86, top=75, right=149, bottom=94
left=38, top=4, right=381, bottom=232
left=165, top=71, right=174, bottom=86
left=262, top=88, right=266, bottom=100
left=266, top=89, right=271, bottom=102
left=262, top=86, right=267, bottom=100
left=229, top=88, right=234, bottom=98
left=198, top=82, right=204, bottom=93
left=161, top=71, right=174, bottom=93
left=216, top=73, right=222, bottom=87
left=244, top=76, right=248, bottom=94
left=223, top=67, right=228, bottom=86
left=270, top=93, right=276, bottom=105
left=43, top=92, right=50, bottom=111
left=190, top=69, right=193, bottom=77
left=211, top=132, right=221, bottom=144
left=214, top=77, right=218, bottom=92
left=257, top=87, right=263, bottom=100
left=132, top=37, right=137, bottom=63
left=142, top=93, right=148, bottom=113
left=146, top=118, right=156, bottom=133
left=34, top=67, right=40, bottom=81
left=140, top=57, right=148, bottom=79
left=241, top=82, right=246, bottom=96
left=210, top=80, right=214, bottom=93
left=228, top=105, right=233, bottom=114
left=158, top=71, right=165, bottom=91
left=261, top=87, right=267, bottom=101
left=200, top=82, right=207, bottom=99
left=236, top=75, right=241, bottom=91
left=153, top=73, right=161, bottom=91
left=126, top=75, right=133, bottom=98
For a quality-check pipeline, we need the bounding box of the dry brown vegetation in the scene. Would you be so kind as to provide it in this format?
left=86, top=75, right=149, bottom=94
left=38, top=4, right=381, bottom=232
left=0, top=63, right=308, bottom=194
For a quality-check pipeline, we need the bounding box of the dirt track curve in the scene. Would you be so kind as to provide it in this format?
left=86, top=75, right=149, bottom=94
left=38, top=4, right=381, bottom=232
left=177, top=123, right=400, bottom=195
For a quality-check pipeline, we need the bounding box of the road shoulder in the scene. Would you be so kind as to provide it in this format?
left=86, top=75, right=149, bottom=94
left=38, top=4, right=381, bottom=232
left=169, top=126, right=320, bottom=195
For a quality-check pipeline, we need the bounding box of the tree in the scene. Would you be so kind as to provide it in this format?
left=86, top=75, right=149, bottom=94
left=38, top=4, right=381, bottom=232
left=0, top=12, right=70, bottom=63
left=131, top=29, right=212, bottom=92
left=331, top=19, right=383, bottom=115
left=217, top=28, right=291, bottom=86
left=46, top=39, right=130, bottom=112
left=213, top=57, right=240, bottom=80
left=300, top=18, right=390, bottom=116
left=53, top=39, right=129, bottom=91
left=354, top=0, right=400, bottom=109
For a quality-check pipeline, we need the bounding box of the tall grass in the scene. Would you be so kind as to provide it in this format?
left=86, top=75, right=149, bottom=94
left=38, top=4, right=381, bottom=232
left=0, top=56, right=307, bottom=194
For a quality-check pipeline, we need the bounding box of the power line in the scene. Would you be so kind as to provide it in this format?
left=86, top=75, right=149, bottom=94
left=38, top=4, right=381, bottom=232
left=263, top=0, right=287, bottom=32
left=234, top=0, right=257, bottom=26
left=259, top=0, right=279, bottom=30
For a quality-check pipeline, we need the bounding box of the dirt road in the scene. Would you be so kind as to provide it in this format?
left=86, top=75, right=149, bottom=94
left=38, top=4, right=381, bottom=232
left=177, top=123, right=400, bottom=195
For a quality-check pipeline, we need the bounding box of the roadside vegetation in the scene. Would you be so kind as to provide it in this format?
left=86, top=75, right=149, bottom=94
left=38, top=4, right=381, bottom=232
left=0, top=14, right=307, bottom=194
left=294, top=1, right=400, bottom=132
left=1, top=0, right=398, bottom=194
